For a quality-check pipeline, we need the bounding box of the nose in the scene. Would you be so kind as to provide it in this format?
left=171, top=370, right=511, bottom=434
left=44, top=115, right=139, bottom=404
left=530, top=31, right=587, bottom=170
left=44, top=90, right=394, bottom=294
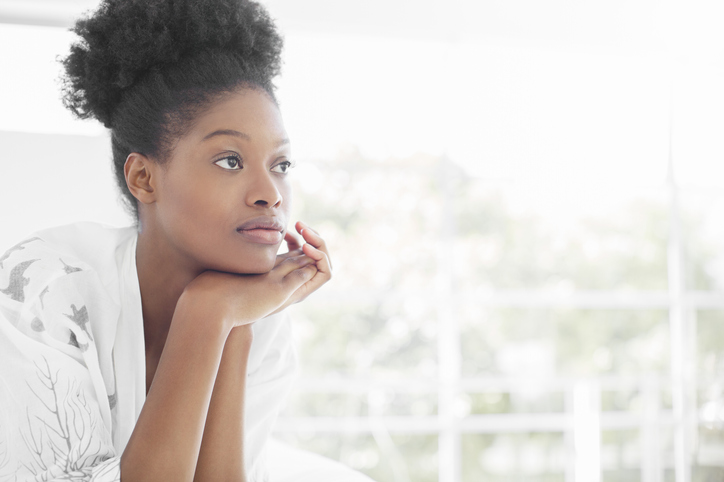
left=245, top=169, right=282, bottom=208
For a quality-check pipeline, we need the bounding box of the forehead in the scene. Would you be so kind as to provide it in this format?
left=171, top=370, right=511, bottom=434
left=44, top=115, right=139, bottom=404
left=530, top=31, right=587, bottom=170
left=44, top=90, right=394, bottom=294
left=189, top=87, right=287, bottom=143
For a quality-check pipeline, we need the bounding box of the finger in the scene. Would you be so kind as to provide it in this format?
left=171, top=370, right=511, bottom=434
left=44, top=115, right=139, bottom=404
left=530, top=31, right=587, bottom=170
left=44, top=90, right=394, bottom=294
left=273, top=254, right=316, bottom=276
left=284, top=230, right=303, bottom=252
left=266, top=263, right=318, bottom=316
left=302, top=243, right=322, bottom=260
left=297, top=222, right=332, bottom=269
left=302, top=243, right=332, bottom=273
left=281, top=248, right=332, bottom=307
left=297, top=222, right=324, bottom=248
left=296, top=220, right=319, bottom=236
left=298, top=244, right=332, bottom=295
left=274, top=248, right=304, bottom=267
left=283, top=263, right=318, bottom=292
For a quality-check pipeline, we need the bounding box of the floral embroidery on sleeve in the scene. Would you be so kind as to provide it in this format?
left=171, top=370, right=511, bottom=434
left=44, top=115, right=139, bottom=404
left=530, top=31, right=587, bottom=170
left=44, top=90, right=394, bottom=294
left=18, top=357, right=118, bottom=481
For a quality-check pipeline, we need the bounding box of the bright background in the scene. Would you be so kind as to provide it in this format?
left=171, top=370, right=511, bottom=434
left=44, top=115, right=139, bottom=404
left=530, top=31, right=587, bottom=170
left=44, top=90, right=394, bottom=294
left=2, top=0, right=724, bottom=481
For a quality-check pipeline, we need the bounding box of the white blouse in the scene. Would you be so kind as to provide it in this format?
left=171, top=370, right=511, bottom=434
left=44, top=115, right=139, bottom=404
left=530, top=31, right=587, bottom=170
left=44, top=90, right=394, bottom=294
left=0, top=222, right=297, bottom=482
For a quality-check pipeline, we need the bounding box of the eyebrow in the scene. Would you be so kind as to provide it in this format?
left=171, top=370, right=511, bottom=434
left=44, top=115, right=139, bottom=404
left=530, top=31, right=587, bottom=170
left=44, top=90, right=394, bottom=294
left=202, top=129, right=290, bottom=148
left=202, top=129, right=250, bottom=141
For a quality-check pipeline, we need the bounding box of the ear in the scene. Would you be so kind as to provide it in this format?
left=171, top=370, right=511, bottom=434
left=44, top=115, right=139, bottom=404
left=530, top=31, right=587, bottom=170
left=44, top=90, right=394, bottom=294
left=124, top=153, right=157, bottom=205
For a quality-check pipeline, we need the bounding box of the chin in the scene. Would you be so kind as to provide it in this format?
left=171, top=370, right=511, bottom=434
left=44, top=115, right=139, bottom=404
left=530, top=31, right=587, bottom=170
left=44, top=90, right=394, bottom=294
left=242, top=264, right=276, bottom=275
left=220, top=254, right=277, bottom=275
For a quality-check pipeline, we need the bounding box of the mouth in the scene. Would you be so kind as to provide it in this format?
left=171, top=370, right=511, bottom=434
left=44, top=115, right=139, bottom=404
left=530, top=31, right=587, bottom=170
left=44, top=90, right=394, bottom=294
left=236, top=216, right=284, bottom=245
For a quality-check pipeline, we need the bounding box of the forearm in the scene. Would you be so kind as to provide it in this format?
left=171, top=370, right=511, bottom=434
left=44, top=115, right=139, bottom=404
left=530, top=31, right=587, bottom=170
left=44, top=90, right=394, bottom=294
left=194, top=324, right=253, bottom=482
left=121, top=297, right=232, bottom=482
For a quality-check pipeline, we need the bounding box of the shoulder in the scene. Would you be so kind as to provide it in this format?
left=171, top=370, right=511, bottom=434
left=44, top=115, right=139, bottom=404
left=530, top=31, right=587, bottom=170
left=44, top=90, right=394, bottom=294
left=0, top=222, right=135, bottom=357
left=29, top=221, right=137, bottom=272
left=0, top=222, right=136, bottom=297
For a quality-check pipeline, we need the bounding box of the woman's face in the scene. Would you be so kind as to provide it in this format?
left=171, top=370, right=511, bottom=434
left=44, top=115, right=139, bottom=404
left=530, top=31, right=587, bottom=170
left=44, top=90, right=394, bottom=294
left=149, top=87, right=292, bottom=274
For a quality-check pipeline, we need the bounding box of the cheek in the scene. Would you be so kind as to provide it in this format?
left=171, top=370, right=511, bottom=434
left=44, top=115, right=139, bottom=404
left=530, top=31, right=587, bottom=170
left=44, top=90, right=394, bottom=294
left=168, top=184, right=209, bottom=219
left=159, top=170, right=223, bottom=234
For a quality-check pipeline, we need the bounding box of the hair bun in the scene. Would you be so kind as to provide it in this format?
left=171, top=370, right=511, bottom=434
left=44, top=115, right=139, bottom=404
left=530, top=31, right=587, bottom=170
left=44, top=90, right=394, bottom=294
left=62, top=0, right=283, bottom=127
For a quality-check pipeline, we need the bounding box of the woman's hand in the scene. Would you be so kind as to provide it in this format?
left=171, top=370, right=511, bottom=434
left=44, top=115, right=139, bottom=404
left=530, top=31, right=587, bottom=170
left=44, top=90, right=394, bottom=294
left=179, top=250, right=318, bottom=329
left=269, top=221, right=332, bottom=315
left=177, top=221, right=330, bottom=329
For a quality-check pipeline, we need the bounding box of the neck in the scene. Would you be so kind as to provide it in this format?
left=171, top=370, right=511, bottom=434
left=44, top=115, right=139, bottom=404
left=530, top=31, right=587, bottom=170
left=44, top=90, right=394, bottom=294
left=135, top=217, right=203, bottom=357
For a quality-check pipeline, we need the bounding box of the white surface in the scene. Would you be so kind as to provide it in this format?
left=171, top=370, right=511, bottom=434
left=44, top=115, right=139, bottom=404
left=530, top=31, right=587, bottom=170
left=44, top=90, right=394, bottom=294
left=267, top=439, right=375, bottom=482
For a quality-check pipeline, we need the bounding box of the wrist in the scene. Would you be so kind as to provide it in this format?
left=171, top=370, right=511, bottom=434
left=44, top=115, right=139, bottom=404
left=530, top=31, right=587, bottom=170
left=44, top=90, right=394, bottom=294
left=218, top=325, right=254, bottom=375
left=225, top=324, right=254, bottom=353
left=175, top=286, right=236, bottom=337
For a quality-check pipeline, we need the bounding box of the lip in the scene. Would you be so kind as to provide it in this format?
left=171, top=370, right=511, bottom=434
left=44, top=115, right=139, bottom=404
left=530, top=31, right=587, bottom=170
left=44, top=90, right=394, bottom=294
left=236, top=216, right=284, bottom=245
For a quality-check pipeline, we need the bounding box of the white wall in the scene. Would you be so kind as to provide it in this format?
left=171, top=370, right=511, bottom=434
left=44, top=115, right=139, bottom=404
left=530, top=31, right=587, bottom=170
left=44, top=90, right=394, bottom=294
left=0, top=131, right=131, bottom=249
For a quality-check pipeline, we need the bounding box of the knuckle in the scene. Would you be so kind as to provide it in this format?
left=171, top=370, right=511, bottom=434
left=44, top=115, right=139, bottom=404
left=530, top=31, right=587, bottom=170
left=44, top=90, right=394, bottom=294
left=284, top=256, right=305, bottom=268
left=294, top=265, right=311, bottom=277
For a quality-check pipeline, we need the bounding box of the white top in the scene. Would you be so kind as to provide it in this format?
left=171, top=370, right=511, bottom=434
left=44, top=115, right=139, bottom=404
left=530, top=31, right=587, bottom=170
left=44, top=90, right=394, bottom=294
left=0, top=222, right=297, bottom=482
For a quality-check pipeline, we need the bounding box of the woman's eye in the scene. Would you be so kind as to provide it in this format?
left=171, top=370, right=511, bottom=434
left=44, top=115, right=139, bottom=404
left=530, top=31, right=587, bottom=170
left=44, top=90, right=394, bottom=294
left=271, top=161, right=293, bottom=174
left=214, top=155, right=242, bottom=170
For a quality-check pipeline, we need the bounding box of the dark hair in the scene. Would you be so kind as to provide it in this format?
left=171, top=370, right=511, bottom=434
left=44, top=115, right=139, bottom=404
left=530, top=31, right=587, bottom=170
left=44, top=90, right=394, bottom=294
left=61, top=0, right=284, bottom=218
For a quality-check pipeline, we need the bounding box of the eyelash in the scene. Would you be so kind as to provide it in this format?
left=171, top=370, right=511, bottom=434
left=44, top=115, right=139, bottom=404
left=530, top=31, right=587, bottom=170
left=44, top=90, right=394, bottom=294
left=213, top=154, right=294, bottom=174
left=271, top=160, right=294, bottom=174
left=214, top=154, right=242, bottom=170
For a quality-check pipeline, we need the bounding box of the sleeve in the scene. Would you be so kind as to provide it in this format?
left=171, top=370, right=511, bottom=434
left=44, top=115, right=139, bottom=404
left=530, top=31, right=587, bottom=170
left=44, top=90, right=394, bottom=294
left=244, top=312, right=299, bottom=482
left=0, top=240, right=121, bottom=482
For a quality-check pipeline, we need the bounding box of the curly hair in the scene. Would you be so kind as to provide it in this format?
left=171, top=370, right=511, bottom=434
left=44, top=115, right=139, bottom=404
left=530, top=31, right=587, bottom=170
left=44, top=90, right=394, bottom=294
left=61, top=0, right=284, bottom=218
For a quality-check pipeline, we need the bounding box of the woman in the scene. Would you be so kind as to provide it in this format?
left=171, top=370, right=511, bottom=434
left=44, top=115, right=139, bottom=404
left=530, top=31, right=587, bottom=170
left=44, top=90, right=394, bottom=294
left=0, top=0, right=335, bottom=480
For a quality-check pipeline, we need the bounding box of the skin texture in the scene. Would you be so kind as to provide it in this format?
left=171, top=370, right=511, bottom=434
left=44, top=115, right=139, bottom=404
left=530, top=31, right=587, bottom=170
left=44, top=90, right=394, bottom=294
left=118, top=87, right=332, bottom=481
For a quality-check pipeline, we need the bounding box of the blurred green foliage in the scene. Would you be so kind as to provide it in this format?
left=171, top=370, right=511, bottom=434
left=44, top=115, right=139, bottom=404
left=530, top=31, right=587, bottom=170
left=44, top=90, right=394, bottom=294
left=460, top=308, right=669, bottom=378
left=278, top=152, right=723, bottom=481
left=462, top=432, right=565, bottom=481
left=467, top=391, right=564, bottom=414
left=274, top=432, right=439, bottom=482
left=454, top=179, right=669, bottom=291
